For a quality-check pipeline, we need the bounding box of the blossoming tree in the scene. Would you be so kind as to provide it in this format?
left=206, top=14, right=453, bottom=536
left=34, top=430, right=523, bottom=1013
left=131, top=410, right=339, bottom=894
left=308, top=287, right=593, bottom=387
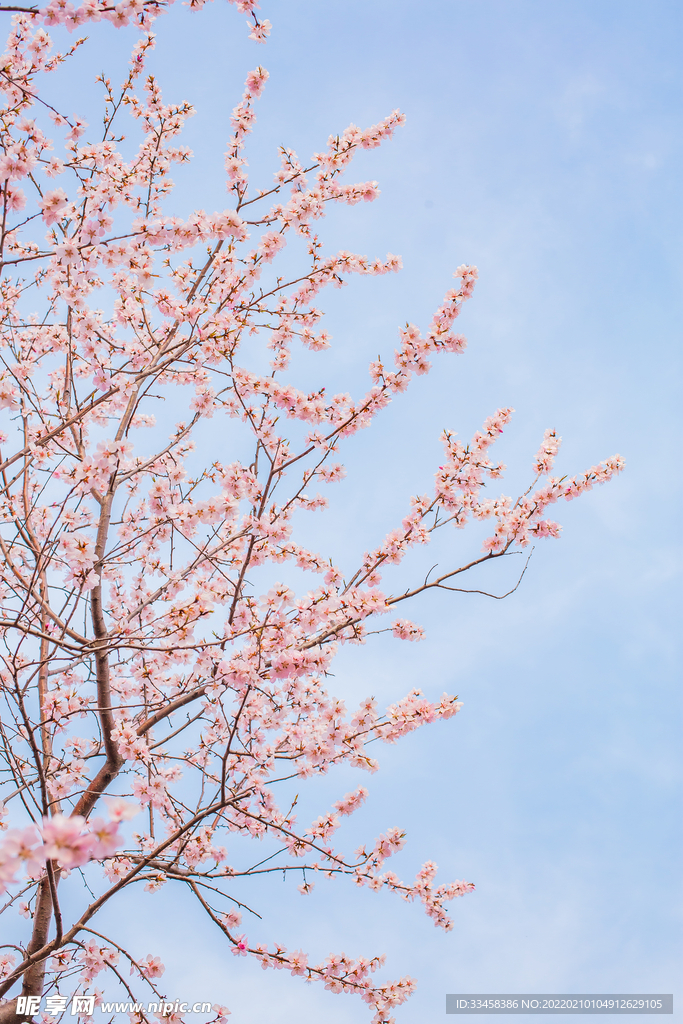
left=0, top=1, right=624, bottom=1021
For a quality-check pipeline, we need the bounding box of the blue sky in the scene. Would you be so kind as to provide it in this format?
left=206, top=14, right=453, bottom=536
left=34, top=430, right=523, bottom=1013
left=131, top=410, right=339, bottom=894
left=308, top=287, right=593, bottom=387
left=36, top=0, right=682, bottom=1020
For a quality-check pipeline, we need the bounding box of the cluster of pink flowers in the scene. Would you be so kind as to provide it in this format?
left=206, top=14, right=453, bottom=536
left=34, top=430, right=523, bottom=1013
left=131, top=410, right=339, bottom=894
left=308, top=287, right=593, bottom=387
left=30, top=0, right=268, bottom=34
left=0, top=4, right=624, bottom=1021
left=77, top=938, right=120, bottom=982
left=480, top=452, right=625, bottom=554
left=393, top=265, right=476, bottom=375
left=0, top=827, right=44, bottom=892
left=0, top=810, right=131, bottom=893
left=221, top=929, right=415, bottom=1024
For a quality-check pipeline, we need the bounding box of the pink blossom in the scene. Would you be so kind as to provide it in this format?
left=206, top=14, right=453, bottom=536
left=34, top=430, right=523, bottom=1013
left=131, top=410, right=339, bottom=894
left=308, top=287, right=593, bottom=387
left=103, top=796, right=141, bottom=822
left=40, top=814, right=94, bottom=868
left=248, top=18, right=271, bottom=42
left=40, top=187, right=69, bottom=225
left=77, top=938, right=119, bottom=981
left=137, top=954, right=165, bottom=979
left=245, top=66, right=269, bottom=97
left=0, top=826, right=45, bottom=891
left=391, top=619, right=425, bottom=641
left=87, top=817, right=124, bottom=859
left=334, top=786, right=369, bottom=816
left=0, top=953, right=16, bottom=981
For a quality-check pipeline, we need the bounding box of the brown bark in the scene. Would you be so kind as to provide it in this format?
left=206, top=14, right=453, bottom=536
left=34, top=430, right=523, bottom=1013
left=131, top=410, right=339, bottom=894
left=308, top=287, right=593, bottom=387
left=0, top=875, right=53, bottom=1022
